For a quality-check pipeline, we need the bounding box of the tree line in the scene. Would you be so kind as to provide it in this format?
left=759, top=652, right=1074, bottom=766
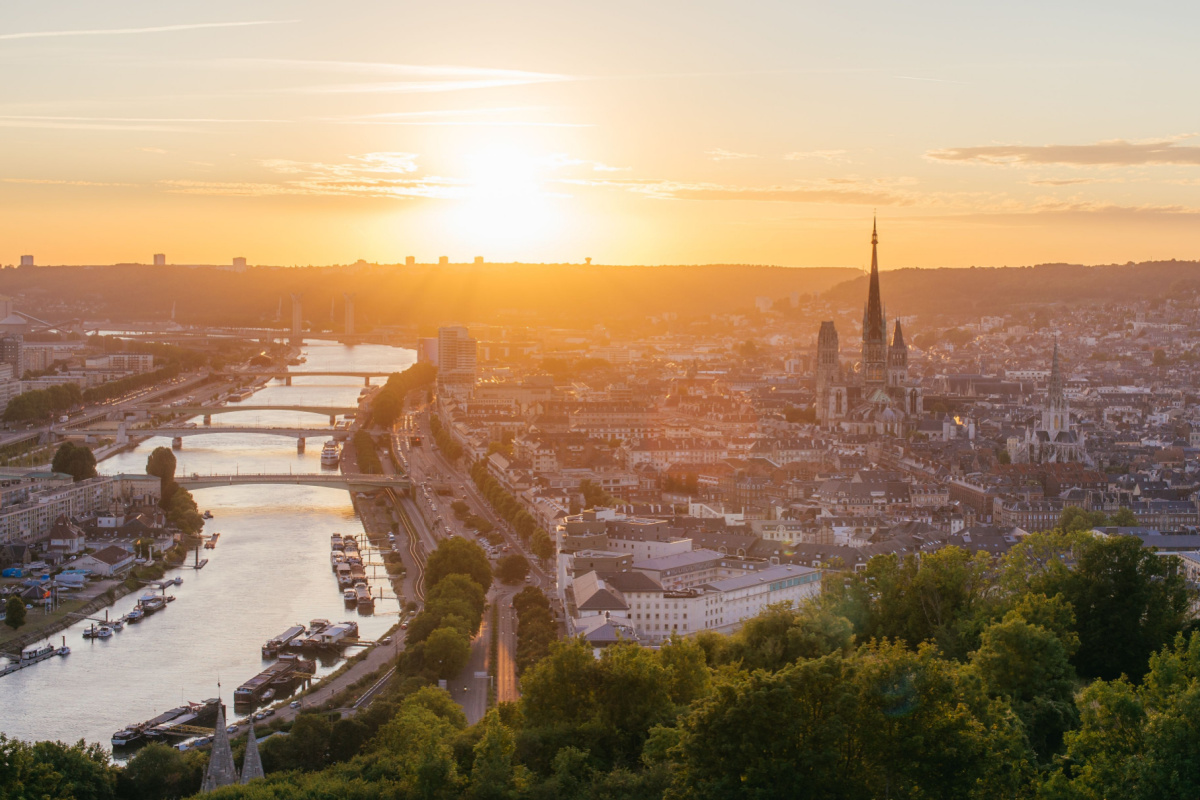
left=468, top=460, right=554, bottom=562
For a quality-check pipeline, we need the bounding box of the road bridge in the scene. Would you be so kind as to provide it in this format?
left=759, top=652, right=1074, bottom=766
left=235, top=371, right=392, bottom=386
left=144, top=405, right=360, bottom=425
left=176, top=472, right=409, bottom=492
left=65, top=422, right=347, bottom=450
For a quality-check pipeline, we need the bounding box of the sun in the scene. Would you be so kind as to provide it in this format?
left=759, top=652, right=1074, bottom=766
left=445, top=143, right=562, bottom=252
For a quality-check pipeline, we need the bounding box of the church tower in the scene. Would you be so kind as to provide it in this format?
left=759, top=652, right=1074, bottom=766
left=815, top=321, right=841, bottom=426
left=887, top=319, right=908, bottom=388
left=1041, top=339, right=1068, bottom=436
left=861, top=218, right=887, bottom=389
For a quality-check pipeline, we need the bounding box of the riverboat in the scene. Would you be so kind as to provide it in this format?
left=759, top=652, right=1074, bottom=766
left=320, top=441, right=340, bottom=467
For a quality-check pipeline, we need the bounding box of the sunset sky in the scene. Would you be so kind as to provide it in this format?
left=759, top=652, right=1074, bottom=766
left=2, top=1, right=1199, bottom=268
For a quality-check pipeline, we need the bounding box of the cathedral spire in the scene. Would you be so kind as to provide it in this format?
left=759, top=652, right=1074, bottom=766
left=863, top=217, right=885, bottom=343
left=241, top=723, right=264, bottom=784
left=1048, top=337, right=1064, bottom=410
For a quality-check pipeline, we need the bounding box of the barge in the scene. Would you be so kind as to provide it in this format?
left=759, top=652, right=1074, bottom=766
left=234, top=653, right=315, bottom=706
left=261, top=624, right=306, bottom=659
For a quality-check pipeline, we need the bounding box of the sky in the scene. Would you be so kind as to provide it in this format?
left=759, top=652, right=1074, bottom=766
left=1, top=1, right=1199, bottom=268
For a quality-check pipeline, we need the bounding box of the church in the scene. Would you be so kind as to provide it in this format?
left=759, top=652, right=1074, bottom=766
left=815, top=220, right=922, bottom=435
left=1008, top=340, right=1089, bottom=464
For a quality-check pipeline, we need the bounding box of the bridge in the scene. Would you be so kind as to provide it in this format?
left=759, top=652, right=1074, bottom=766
left=66, top=422, right=348, bottom=450
left=234, top=371, right=393, bottom=386
left=144, top=405, right=360, bottom=424
left=176, top=472, right=409, bottom=492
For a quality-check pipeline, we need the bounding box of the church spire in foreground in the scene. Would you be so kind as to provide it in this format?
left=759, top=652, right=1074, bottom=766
left=241, top=723, right=264, bottom=784
left=201, top=703, right=238, bottom=792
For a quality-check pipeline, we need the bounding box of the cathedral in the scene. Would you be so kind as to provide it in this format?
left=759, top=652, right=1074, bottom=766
left=815, top=220, right=922, bottom=435
left=1008, top=340, right=1089, bottom=464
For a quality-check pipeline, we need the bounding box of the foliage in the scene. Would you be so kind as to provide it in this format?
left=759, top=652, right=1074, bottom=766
left=165, top=486, right=204, bottom=536
left=513, top=587, right=557, bottom=675
left=579, top=479, right=617, bottom=509
left=82, top=364, right=181, bottom=405
left=497, top=554, right=530, bottom=585
left=51, top=442, right=97, bottom=482
left=469, top=460, right=540, bottom=544
left=368, top=362, right=435, bottom=429
left=118, top=741, right=203, bottom=799
left=0, top=734, right=117, bottom=800
left=145, top=447, right=177, bottom=504
left=3, top=382, right=82, bottom=422
left=430, top=413, right=464, bottom=461
left=5, top=595, right=26, bottom=630
left=352, top=430, right=382, bottom=474
left=424, top=537, right=493, bottom=595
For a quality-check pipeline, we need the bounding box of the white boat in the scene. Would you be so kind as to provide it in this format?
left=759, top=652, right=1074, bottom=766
left=126, top=608, right=144, bottom=623
left=97, top=626, right=113, bottom=639
left=203, top=510, right=214, bottom=519
left=320, top=441, right=341, bottom=467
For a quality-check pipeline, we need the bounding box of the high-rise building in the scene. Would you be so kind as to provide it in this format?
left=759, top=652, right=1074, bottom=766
left=0, top=335, right=23, bottom=379
left=405, top=256, right=416, bottom=266
left=233, top=257, right=247, bottom=269
left=153, top=253, right=166, bottom=266
left=437, top=326, right=477, bottom=391
left=438, top=256, right=449, bottom=266
left=19, top=255, right=33, bottom=267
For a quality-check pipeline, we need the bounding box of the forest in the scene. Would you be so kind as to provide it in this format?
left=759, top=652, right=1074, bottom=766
left=3, top=521, right=1199, bottom=800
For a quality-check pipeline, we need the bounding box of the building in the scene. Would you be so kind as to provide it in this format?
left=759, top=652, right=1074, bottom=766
left=815, top=220, right=922, bottom=433
left=0, top=334, right=23, bottom=378
left=19, top=256, right=33, bottom=267
left=74, top=544, right=136, bottom=576
left=1009, top=341, right=1089, bottom=464
left=437, top=326, right=477, bottom=395
left=232, top=257, right=247, bottom=269
left=153, top=253, right=166, bottom=266
left=0, top=475, right=116, bottom=544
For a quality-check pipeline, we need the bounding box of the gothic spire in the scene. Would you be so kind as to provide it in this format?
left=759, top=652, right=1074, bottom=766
left=1048, top=337, right=1064, bottom=409
left=201, top=703, right=239, bottom=792
left=240, top=723, right=264, bottom=784
left=891, top=318, right=906, bottom=349
left=863, top=217, right=885, bottom=343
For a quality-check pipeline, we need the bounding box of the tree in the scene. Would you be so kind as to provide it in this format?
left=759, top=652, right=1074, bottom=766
left=1110, top=506, right=1139, bottom=527
left=530, top=529, right=555, bottom=562
left=496, top=553, right=530, bottom=584
left=469, top=710, right=526, bottom=799
left=424, top=626, right=471, bottom=679
left=1152, top=348, right=1168, bottom=366
left=51, top=442, right=97, bottom=482
left=425, top=537, right=493, bottom=594
left=1048, top=534, right=1189, bottom=681
left=118, top=741, right=201, bottom=800
left=5, top=595, right=26, bottom=630
left=971, top=611, right=1078, bottom=758
left=145, top=446, right=177, bottom=504
left=165, top=487, right=204, bottom=537
left=1059, top=505, right=1108, bottom=533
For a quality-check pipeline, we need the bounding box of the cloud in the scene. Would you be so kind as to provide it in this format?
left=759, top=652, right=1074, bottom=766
left=564, top=177, right=911, bottom=206
left=0, top=20, right=294, bottom=42
left=1026, top=178, right=1098, bottom=186
left=784, top=149, right=847, bottom=162
left=707, top=148, right=757, bottom=161
left=2, top=178, right=132, bottom=187
left=161, top=152, right=462, bottom=200
left=0, top=114, right=285, bottom=132
left=928, top=137, right=1200, bottom=167
left=916, top=201, right=1200, bottom=226
left=222, top=59, right=572, bottom=95
left=544, top=154, right=628, bottom=172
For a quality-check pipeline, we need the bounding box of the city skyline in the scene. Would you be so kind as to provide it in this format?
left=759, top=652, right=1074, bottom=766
left=3, top=1, right=1200, bottom=267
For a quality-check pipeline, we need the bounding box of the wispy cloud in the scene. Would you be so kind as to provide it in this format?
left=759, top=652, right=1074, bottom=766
left=161, top=152, right=460, bottom=200
left=707, top=148, right=757, bottom=161
left=1026, top=177, right=1100, bottom=186
left=919, top=201, right=1200, bottom=225
left=220, top=58, right=572, bottom=95
left=0, top=114, right=284, bottom=133
left=565, top=177, right=913, bottom=206
left=2, top=178, right=132, bottom=187
left=544, top=154, right=628, bottom=172
left=784, top=149, right=848, bottom=162
left=928, top=137, right=1200, bottom=167
left=0, top=20, right=294, bottom=42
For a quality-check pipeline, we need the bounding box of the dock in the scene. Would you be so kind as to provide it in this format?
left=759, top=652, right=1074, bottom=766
left=0, top=644, right=69, bottom=678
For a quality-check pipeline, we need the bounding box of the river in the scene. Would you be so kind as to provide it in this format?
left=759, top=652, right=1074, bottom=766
left=0, top=341, right=415, bottom=750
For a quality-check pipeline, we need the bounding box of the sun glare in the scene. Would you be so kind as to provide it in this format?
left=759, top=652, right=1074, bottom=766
left=446, top=144, right=562, bottom=252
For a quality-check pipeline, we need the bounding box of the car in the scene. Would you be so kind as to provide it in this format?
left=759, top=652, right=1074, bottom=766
left=290, top=701, right=301, bottom=709
left=401, top=622, right=408, bottom=630
left=226, top=725, right=239, bottom=734
left=380, top=636, right=392, bottom=645
left=262, top=708, right=275, bottom=717
left=253, top=711, right=267, bottom=721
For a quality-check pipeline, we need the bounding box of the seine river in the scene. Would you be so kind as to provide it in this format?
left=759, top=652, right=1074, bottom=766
left=0, top=342, right=414, bottom=750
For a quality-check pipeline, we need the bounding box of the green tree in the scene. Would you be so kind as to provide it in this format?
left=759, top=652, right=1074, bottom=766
left=425, top=537, right=493, bottom=594
left=1059, top=506, right=1108, bottom=533
left=424, top=626, right=471, bottom=680
left=145, top=446, right=177, bottom=504
left=1110, top=506, right=1139, bottom=527
left=469, top=709, right=526, bottom=799
left=971, top=611, right=1078, bottom=759
left=530, top=529, right=555, bottom=562
left=720, top=603, right=854, bottom=671
left=5, top=595, right=26, bottom=630
left=118, top=741, right=201, bottom=800
left=496, top=554, right=530, bottom=584
left=51, top=442, right=97, bottom=482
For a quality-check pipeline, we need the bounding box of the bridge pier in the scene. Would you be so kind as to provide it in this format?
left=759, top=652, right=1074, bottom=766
left=116, top=422, right=128, bottom=446
left=203, top=414, right=212, bottom=426
left=329, top=414, right=337, bottom=426
left=285, top=376, right=292, bottom=386
left=297, top=437, right=305, bottom=453
left=172, top=437, right=183, bottom=450
left=364, top=376, right=371, bottom=386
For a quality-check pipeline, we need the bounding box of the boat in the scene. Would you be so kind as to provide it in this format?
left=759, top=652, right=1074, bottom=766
left=235, top=654, right=315, bottom=705
left=126, top=608, right=144, bottom=623
left=202, top=510, right=213, bottom=520
left=21, top=643, right=56, bottom=660
left=331, top=533, right=344, bottom=550
left=355, top=583, right=374, bottom=614
left=111, top=619, right=124, bottom=631
left=138, top=595, right=166, bottom=614
left=82, top=624, right=101, bottom=639
left=115, top=698, right=222, bottom=749
left=95, top=626, right=113, bottom=639
left=320, top=441, right=341, bottom=467
left=343, top=588, right=357, bottom=606
left=262, top=624, right=307, bottom=658
left=261, top=688, right=275, bottom=702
